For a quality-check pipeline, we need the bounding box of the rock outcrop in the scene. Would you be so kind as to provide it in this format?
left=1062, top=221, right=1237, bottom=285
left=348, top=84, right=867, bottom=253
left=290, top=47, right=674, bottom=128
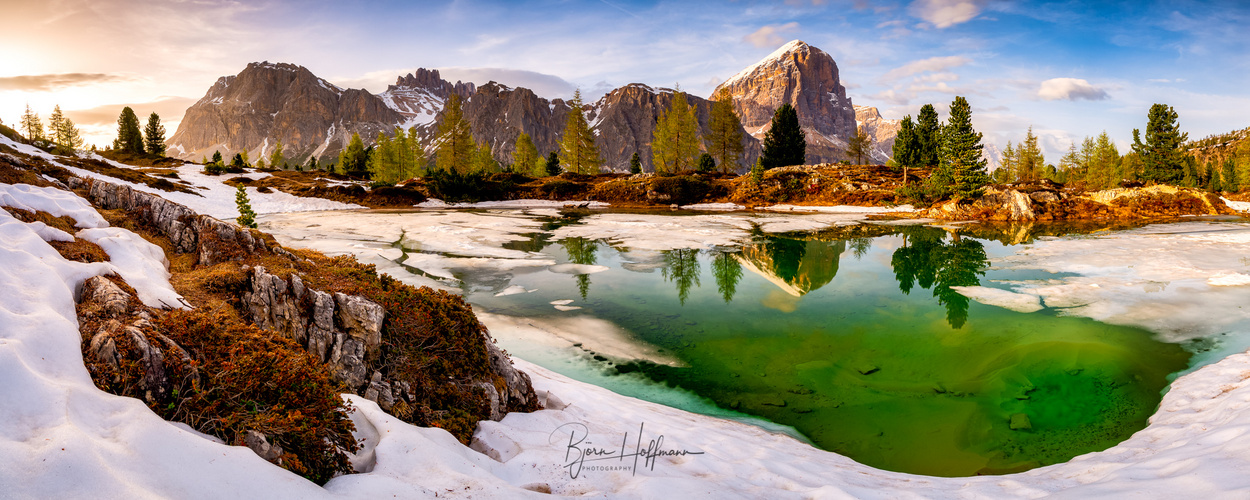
left=714, top=40, right=858, bottom=164
left=854, top=105, right=900, bottom=164
left=167, top=61, right=404, bottom=164
left=72, top=177, right=264, bottom=266
left=920, top=183, right=1235, bottom=221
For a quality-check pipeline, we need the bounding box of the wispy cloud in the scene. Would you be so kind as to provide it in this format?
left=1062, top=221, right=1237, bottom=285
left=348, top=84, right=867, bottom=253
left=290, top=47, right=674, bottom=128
left=64, top=96, right=196, bottom=126
left=0, top=73, right=133, bottom=92
left=879, top=56, right=971, bottom=83
left=908, top=0, right=986, bottom=28
left=1038, top=78, right=1109, bottom=101
left=744, top=22, right=800, bottom=48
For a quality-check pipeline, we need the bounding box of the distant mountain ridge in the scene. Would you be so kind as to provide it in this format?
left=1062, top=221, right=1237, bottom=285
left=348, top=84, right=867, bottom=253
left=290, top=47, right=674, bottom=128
left=168, top=41, right=897, bottom=171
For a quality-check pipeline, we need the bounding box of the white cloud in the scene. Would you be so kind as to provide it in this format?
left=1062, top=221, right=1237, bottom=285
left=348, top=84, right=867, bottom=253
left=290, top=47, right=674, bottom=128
left=1038, top=78, right=1110, bottom=101
left=908, top=0, right=986, bottom=28
left=880, top=56, right=972, bottom=82
left=743, top=22, right=800, bottom=48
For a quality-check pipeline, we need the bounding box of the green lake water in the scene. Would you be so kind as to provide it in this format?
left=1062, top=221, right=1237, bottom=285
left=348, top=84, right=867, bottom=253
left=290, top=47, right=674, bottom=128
left=451, top=219, right=1191, bottom=477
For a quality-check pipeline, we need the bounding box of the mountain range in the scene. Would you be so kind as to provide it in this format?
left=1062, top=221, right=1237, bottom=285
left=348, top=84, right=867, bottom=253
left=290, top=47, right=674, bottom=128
left=167, top=41, right=902, bottom=172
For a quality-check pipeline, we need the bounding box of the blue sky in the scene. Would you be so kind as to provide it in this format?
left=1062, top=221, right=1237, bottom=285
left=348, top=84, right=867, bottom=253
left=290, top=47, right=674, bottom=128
left=3, top=0, right=1247, bottom=160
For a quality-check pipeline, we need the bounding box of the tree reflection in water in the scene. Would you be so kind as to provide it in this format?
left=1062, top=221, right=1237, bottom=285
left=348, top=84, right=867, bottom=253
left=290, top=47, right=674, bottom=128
left=559, top=237, right=598, bottom=299
left=662, top=249, right=701, bottom=305
left=891, top=227, right=989, bottom=328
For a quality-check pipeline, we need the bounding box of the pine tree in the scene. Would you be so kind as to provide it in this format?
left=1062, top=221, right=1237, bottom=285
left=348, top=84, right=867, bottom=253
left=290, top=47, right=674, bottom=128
left=891, top=115, right=918, bottom=173
left=652, top=89, right=701, bottom=174
left=629, top=152, right=642, bottom=174
left=269, top=140, right=285, bottom=170
left=1223, top=156, right=1239, bottom=192
left=706, top=87, right=744, bottom=173
left=760, top=103, right=805, bottom=168
left=846, top=125, right=871, bottom=165
left=545, top=152, right=561, bottom=176
left=235, top=185, right=257, bottom=229
left=20, top=104, right=45, bottom=144
left=48, top=105, right=83, bottom=152
left=114, top=107, right=144, bottom=154
left=211, top=150, right=223, bottom=164
left=143, top=112, right=166, bottom=156
left=512, top=131, right=539, bottom=176
left=697, top=153, right=716, bottom=172
left=559, top=90, right=602, bottom=174
left=940, top=96, right=989, bottom=200
left=1088, top=131, right=1121, bottom=190
left=1131, top=103, right=1188, bottom=184
left=307, top=155, right=319, bottom=172
left=1206, top=159, right=1222, bottom=192
left=338, top=132, right=369, bottom=177
left=916, top=104, right=941, bottom=167
left=436, top=94, right=475, bottom=174
left=231, top=153, right=245, bottom=171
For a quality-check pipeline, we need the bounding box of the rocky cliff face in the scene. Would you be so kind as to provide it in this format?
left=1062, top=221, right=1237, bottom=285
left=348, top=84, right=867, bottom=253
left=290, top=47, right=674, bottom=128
left=587, top=84, right=761, bottom=172
left=854, top=105, right=900, bottom=164
left=378, top=69, right=476, bottom=129
left=167, top=62, right=403, bottom=165
left=458, top=82, right=570, bottom=167
left=714, top=40, right=858, bottom=164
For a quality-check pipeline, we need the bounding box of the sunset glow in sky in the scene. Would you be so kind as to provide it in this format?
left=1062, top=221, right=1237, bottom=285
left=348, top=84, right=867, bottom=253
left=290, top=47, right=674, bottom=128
left=3, top=0, right=1247, bottom=159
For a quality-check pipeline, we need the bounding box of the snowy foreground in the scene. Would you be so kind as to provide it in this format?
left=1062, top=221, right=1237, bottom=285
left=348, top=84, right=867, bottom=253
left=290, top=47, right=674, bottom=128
left=4, top=137, right=1250, bottom=498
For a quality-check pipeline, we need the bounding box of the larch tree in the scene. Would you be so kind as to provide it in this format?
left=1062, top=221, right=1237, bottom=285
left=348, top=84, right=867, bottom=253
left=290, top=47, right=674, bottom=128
left=338, top=132, right=369, bottom=177
left=940, top=96, right=989, bottom=200
left=49, top=105, right=83, bottom=152
left=997, top=142, right=1016, bottom=184
left=652, top=88, right=701, bottom=174
left=1014, top=127, right=1044, bottom=182
left=144, top=112, right=166, bottom=156
left=269, top=140, right=285, bottom=169
left=19, top=104, right=44, bottom=143
left=705, top=87, right=744, bottom=173
left=436, top=94, right=475, bottom=174
left=760, top=103, right=805, bottom=168
left=47, top=106, right=65, bottom=145
left=846, top=125, right=872, bottom=165
left=1131, top=103, right=1188, bottom=184
left=472, top=141, right=498, bottom=173
left=915, top=104, right=941, bottom=167
left=512, top=131, right=539, bottom=176
left=559, top=90, right=602, bottom=174
left=113, top=107, right=143, bottom=154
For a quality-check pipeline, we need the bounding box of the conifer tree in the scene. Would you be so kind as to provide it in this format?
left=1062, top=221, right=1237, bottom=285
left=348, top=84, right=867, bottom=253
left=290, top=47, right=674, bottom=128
left=1223, top=156, right=1239, bottom=192
left=760, top=103, right=805, bottom=168
left=998, top=142, right=1016, bottom=183
left=891, top=115, right=918, bottom=172
left=846, top=125, right=871, bottom=165
left=706, top=87, right=744, bottom=173
left=1087, top=132, right=1121, bottom=189
left=1015, top=127, right=1045, bottom=182
left=629, top=152, right=642, bottom=174
left=652, top=89, right=701, bottom=174
left=545, top=152, right=561, bottom=176
left=114, top=107, right=144, bottom=154
left=307, top=155, right=319, bottom=171
left=19, top=104, right=44, bottom=143
left=269, top=140, right=285, bottom=170
left=231, top=152, right=245, bottom=170
left=915, top=104, right=941, bottom=167
left=338, top=132, right=369, bottom=176
left=697, top=153, right=716, bottom=172
left=473, top=141, right=498, bottom=173
left=211, top=150, right=223, bottom=164
left=712, top=251, right=743, bottom=303
left=512, top=132, right=539, bottom=176
left=940, top=96, right=989, bottom=200
left=559, top=90, right=602, bottom=174
left=48, top=106, right=65, bottom=145
left=235, top=185, right=257, bottom=229
left=1206, top=159, right=1221, bottom=192
left=144, top=112, right=166, bottom=156
left=241, top=148, right=250, bottom=166
left=1131, top=103, right=1188, bottom=184
left=436, top=94, right=475, bottom=174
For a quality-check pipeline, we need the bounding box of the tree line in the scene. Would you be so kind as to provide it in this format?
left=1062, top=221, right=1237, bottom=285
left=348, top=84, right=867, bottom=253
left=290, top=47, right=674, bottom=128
left=15, top=104, right=86, bottom=154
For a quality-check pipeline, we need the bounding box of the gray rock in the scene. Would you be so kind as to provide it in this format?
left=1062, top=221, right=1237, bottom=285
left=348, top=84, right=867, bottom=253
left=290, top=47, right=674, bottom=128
left=244, top=430, right=284, bottom=463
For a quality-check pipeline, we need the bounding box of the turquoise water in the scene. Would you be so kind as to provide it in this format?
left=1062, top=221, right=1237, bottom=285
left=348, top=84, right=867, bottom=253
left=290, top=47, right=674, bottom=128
left=447, top=218, right=1191, bottom=477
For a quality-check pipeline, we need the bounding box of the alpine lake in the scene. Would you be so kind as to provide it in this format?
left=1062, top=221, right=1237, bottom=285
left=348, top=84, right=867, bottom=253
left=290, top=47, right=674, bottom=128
left=375, top=210, right=1195, bottom=477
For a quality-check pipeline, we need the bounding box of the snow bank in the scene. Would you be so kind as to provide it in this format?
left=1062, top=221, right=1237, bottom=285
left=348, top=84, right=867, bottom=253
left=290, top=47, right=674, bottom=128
left=1222, top=197, right=1250, bottom=212
left=950, top=285, right=1044, bottom=313
left=0, top=183, right=107, bottom=228
left=77, top=227, right=187, bottom=309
